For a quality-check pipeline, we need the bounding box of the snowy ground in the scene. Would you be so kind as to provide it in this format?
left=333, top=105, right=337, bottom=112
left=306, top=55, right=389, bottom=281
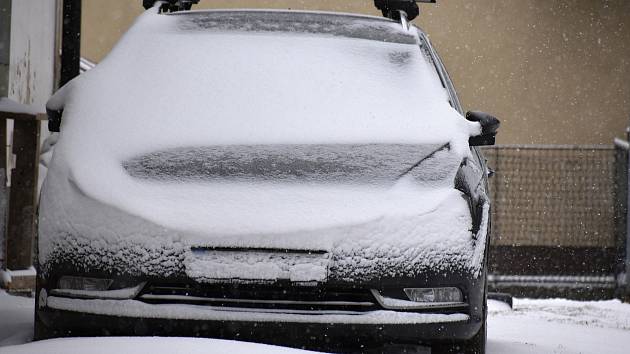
left=1, top=290, right=630, bottom=353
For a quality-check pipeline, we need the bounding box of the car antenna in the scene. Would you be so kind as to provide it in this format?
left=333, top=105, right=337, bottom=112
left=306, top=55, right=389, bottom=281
left=143, top=0, right=200, bottom=13
left=373, top=0, right=436, bottom=25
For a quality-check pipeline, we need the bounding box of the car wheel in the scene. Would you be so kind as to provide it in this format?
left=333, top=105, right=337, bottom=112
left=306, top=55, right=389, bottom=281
left=33, top=221, right=50, bottom=341
left=34, top=276, right=54, bottom=341
left=431, top=317, right=486, bottom=354
left=34, top=312, right=53, bottom=341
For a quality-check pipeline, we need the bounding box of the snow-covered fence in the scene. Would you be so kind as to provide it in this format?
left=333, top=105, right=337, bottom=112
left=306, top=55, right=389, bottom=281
left=482, top=144, right=628, bottom=300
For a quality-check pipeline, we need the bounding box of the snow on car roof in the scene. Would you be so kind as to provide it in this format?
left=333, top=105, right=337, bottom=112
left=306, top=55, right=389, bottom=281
left=170, top=10, right=419, bottom=44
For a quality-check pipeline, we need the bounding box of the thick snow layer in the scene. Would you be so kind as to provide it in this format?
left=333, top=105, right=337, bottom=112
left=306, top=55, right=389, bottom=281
left=60, top=10, right=477, bottom=153
left=76, top=180, right=464, bottom=239
left=39, top=10, right=488, bottom=284
left=40, top=175, right=477, bottom=281
left=1, top=337, right=318, bottom=354
left=3, top=292, right=630, bottom=353
left=41, top=9, right=480, bottom=255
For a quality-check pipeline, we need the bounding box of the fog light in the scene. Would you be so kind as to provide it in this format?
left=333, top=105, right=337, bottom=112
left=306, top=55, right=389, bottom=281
left=57, top=276, right=113, bottom=291
left=404, top=287, right=463, bottom=303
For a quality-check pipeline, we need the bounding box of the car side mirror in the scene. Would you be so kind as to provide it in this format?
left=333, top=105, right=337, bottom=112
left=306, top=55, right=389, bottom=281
left=466, top=111, right=500, bottom=146
left=47, top=108, right=62, bottom=132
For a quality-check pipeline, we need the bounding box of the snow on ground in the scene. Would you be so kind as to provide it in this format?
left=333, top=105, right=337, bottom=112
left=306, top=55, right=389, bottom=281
left=0, top=337, right=318, bottom=354
left=488, top=298, right=630, bottom=353
left=0, top=291, right=34, bottom=347
left=2, top=290, right=630, bottom=353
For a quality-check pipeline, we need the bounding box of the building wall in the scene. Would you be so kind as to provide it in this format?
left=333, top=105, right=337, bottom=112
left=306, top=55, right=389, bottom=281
left=81, top=0, right=630, bottom=145
left=8, top=0, right=56, bottom=110
left=1, top=0, right=56, bottom=266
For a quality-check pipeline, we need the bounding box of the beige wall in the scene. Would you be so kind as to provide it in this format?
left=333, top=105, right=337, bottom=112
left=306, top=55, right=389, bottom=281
left=82, top=0, right=630, bottom=145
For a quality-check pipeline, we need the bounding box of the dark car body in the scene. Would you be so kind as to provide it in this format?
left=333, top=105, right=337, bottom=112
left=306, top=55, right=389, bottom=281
left=36, top=8, right=494, bottom=354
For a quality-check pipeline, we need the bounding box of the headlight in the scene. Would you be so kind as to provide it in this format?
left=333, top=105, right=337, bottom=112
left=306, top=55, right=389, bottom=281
left=52, top=276, right=145, bottom=300
left=57, top=276, right=113, bottom=291
left=371, top=287, right=465, bottom=310
left=404, top=287, right=463, bottom=303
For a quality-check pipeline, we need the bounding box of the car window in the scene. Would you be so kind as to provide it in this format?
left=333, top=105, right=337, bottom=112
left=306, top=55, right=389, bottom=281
left=417, top=31, right=463, bottom=113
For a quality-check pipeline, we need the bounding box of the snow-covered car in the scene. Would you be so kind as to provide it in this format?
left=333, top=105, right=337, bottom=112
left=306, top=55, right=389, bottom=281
left=35, top=5, right=499, bottom=354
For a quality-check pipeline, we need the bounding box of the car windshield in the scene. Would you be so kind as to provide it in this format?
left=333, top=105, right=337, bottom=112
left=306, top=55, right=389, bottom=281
left=53, top=9, right=463, bottom=165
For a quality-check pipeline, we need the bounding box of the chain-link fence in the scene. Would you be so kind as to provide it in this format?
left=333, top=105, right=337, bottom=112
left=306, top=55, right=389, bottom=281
left=481, top=145, right=628, bottom=299
left=484, top=145, right=618, bottom=247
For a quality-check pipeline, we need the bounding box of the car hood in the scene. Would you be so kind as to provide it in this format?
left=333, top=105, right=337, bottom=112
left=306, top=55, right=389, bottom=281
left=39, top=165, right=482, bottom=282
left=112, top=143, right=460, bottom=237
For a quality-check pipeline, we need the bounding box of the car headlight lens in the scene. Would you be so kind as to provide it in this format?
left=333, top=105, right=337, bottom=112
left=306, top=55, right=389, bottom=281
left=57, top=276, right=113, bottom=291
left=371, top=287, right=465, bottom=310
left=404, top=287, right=463, bottom=303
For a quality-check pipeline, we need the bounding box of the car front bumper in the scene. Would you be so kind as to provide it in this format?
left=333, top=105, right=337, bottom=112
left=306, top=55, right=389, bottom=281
left=36, top=258, right=487, bottom=350
left=37, top=297, right=480, bottom=352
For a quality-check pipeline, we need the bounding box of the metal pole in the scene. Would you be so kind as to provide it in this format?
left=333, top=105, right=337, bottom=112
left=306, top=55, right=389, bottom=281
left=0, top=0, right=10, bottom=269
left=60, top=0, right=81, bottom=87
left=5, top=118, right=40, bottom=270
left=0, top=0, right=11, bottom=96
left=625, top=124, right=630, bottom=294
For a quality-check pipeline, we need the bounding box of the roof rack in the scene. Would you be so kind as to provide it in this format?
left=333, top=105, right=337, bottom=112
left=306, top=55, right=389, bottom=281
left=373, top=0, right=436, bottom=22
left=143, top=0, right=199, bottom=13
left=142, top=1, right=436, bottom=22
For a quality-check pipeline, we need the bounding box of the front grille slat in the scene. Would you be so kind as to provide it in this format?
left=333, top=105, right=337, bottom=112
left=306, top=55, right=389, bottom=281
left=138, top=283, right=379, bottom=312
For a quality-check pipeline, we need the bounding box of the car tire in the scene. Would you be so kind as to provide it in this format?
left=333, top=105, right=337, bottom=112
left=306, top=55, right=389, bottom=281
left=34, top=277, right=54, bottom=341
left=431, top=317, right=486, bottom=354
left=33, top=312, right=53, bottom=341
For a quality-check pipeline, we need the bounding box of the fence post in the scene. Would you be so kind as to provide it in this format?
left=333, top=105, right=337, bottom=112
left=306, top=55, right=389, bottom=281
left=613, top=135, right=629, bottom=298
left=6, top=119, right=41, bottom=270
left=625, top=126, right=630, bottom=298
left=0, top=97, right=45, bottom=292
left=0, top=118, right=5, bottom=266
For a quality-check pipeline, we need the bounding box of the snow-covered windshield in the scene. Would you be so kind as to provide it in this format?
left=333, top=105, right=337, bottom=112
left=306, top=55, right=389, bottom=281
left=63, top=10, right=473, bottom=155
left=56, top=10, right=477, bottom=200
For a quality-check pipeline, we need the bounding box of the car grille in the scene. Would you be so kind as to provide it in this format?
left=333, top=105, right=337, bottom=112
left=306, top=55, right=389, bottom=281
left=137, top=283, right=380, bottom=312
